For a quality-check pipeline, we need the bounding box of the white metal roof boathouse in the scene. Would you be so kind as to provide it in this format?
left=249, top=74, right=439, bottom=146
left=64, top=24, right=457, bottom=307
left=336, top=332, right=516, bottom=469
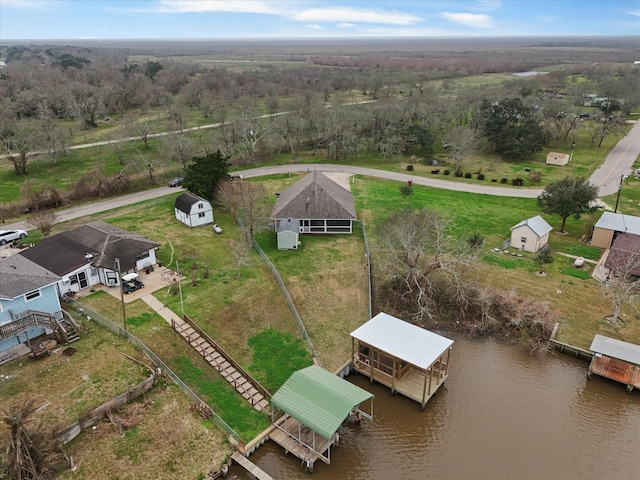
left=350, top=312, right=453, bottom=410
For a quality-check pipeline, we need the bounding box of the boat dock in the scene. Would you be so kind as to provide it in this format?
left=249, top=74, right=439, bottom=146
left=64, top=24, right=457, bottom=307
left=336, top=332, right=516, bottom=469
left=231, top=452, right=273, bottom=480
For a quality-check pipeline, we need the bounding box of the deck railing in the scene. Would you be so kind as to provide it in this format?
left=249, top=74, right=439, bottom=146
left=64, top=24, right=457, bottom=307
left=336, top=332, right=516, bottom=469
left=0, top=310, right=61, bottom=341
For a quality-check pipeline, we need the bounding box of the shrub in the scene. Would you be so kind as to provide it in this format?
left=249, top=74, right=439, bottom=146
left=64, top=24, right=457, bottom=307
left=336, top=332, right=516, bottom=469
left=443, top=169, right=450, bottom=175
left=491, top=178, right=498, bottom=182
left=431, top=168, right=440, bottom=174
left=500, top=178, right=509, bottom=184
left=528, top=171, right=543, bottom=183
left=454, top=170, right=464, bottom=177
left=406, top=164, right=414, bottom=171
left=512, top=177, right=524, bottom=186
left=399, top=184, right=414, bottom=197
left=477, top=173, right=485, bottom=180
left=464, top=172, right=472, bottom=178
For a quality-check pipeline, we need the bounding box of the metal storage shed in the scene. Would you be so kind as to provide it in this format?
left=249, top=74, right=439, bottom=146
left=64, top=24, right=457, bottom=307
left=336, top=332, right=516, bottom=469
left=276, top=218, right=300, bottom=250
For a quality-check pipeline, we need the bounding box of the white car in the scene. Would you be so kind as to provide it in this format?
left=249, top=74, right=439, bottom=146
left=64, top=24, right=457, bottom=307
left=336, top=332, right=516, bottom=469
left=0, top=229, right=27, bottom=245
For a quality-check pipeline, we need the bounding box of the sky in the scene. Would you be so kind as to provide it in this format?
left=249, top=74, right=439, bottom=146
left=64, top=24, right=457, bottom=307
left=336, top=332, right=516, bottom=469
left=0, top=0, right=639, bottom=40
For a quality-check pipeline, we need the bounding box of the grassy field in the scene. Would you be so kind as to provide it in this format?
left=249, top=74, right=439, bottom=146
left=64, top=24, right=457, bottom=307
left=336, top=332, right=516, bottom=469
left=0, top=312, right=231, bottom=480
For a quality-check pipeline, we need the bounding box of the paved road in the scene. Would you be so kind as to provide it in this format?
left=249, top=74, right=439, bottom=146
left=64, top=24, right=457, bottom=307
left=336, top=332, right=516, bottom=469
left=3, top=119, right=638, bottom=233
left=589, top=120, right=640, bottom=196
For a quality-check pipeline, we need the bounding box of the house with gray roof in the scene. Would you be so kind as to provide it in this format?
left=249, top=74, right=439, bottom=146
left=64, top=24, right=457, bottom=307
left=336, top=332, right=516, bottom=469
left=19, top=221, right=160, bottom=295
left=0, top=255, right=63, bottom=356
left=271, top=171, right=357, bottom=234
left=510, top=215, right=553, bottom=252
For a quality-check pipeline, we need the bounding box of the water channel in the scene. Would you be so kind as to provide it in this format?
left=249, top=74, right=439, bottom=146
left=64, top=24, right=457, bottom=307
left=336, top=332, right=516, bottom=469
left=230, top=334, right=640, bottom=480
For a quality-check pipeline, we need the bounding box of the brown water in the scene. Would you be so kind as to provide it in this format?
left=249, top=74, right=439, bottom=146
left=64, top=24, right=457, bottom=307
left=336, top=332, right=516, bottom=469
left=230, top=335, right=640, bottom=480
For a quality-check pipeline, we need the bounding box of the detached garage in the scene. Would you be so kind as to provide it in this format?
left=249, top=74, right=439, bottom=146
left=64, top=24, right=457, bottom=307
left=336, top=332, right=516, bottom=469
left=174, top=192, right=213, bottom=228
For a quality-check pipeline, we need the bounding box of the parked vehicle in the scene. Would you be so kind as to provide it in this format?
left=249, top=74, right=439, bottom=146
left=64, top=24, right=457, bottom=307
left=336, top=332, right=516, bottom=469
left=168, top=177, right=184, bottom=187
left=122, top=273, right=145, bottom=293
left=0, top=229, right=27, bottom=245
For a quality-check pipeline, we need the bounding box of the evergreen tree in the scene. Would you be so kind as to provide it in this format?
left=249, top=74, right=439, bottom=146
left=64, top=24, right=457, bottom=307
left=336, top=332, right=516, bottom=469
left=181, top=150, right=231, bottom=201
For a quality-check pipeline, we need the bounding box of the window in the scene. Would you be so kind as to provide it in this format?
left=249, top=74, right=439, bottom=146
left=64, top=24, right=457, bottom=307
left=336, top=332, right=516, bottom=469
left=198, top=203, right=204, bottom=209
left=198, top=212, right=206, bottom=218
left=25, top=289, right=41, bottom=301
left=0, top=302, right=3, bottom=313
left=521, top=237, right=527, bottom=243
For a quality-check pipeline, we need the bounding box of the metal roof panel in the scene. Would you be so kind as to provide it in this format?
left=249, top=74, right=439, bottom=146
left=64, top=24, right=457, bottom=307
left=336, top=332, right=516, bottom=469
left=350, top=312, right=453, bottom=370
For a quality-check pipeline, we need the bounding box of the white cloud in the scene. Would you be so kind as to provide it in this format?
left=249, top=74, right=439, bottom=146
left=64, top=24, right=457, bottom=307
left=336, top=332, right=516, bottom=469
left=338, top=23, right=356, bottom=29
left=290, top=7, right=421, bottom=25
left=627, top=10, right=640, bottom=17
left=306, top=24, right=323, bottom=30
left=439, top=12, right=492, bottom=28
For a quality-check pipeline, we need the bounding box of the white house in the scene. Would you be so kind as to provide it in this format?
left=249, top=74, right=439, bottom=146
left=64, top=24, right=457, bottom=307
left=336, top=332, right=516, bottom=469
left=546, top=152, right=570, bottom=166
left=19, top=221, right=160, bottom=295
left=510, top=215, right=553, bottom=253
left=175, top=192, right=214, bottom=228
left=277, top=218, right=300, bottom=250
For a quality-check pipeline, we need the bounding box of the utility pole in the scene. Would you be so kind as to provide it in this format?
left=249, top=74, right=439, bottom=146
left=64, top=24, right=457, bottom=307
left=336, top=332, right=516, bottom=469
left=614, top=174, right=625, bottom=213
left=115, top=258, right=127, bottom=332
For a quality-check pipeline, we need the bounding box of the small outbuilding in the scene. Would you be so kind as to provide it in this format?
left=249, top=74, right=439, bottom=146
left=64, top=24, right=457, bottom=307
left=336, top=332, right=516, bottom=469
left=270, top=365, right=373, bottom=471
left=510, top=215, right=553, bottom=253
left=277, top=218, right=300, bottom=250
left=591, top=212, right=640, bottom=249
left=174, top=192, right=213, bottom=228
left=546, top=152, right=570, bottom=166
left=350, top=312, right=453, bottom=410
left=588, top=334, right=640, bottom=392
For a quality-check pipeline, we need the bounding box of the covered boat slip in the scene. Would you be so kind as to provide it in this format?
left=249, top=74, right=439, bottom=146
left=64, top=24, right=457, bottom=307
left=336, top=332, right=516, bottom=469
left=270, top=365, right=373, bottom=471
left=351, top=312, right=454, bottom=410
left=588, top=334, right=640, bottom=393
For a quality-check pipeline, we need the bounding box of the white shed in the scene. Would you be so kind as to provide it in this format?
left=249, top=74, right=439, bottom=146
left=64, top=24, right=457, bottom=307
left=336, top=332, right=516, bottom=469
left=174, top=192, right=214, bottom=228
left=510, top=215, right=553, bottom=252
left=277, top=218, right=300, bottom=250
left=546, top=152, right=570, bottom=166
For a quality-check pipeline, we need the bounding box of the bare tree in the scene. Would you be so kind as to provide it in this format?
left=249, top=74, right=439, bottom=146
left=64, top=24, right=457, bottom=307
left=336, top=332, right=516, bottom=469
left=375, top=209, right=476, bottom=321
left=231, top=231, right=252, bottom=279
left=216, top=178, right=269, bottom=240
left=162, top=132, right=195, bottom=168
left=26, top=210, right=59, bottom=237
left=443, top=126, right=478, bottom=172
left=4, top=120, right=38, bottom=176
left=602, top=241, right=640, bottom=324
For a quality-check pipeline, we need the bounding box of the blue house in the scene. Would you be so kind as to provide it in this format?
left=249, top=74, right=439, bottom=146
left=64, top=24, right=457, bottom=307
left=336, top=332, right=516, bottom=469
left=0, top=255, right=71, bottom=360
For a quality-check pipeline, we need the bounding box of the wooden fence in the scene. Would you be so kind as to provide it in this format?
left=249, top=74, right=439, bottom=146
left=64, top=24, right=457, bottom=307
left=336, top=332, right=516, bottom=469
left=55, top=371, right=156, bottom=445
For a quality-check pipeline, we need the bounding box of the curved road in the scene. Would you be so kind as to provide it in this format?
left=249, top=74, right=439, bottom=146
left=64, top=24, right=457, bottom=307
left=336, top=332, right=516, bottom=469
left=3, top=121, right=638, bottom=232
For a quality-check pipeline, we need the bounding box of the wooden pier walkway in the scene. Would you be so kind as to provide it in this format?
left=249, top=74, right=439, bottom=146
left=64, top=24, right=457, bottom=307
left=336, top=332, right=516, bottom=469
left=142, top=295, right=270, bottom=411
left=172, top=317, right=270, bottom=411
left=231, top=452, right=273, bottom=480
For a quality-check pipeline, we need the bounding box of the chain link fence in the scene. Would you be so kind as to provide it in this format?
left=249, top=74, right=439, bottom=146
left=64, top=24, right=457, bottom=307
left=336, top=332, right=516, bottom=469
left=64, top=298, right=240, bottom=441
